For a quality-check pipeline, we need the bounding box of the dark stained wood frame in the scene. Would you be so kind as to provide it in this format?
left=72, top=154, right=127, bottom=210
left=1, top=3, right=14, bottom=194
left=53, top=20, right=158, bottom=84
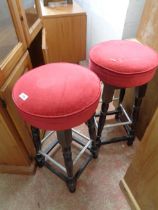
left=96, top=83, right=147, bottom=146
left=31, top=116, right=98, bottom=192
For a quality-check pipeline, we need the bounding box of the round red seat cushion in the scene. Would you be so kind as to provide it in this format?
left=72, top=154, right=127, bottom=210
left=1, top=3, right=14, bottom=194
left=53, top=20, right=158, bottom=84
left=12, top=63, right=101, bottom=130
left=89, top=40, right=158, bottom=87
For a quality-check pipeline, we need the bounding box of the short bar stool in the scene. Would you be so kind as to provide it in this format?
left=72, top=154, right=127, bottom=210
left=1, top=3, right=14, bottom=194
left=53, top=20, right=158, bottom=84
left=89, top=40, right=158, bottom=146
left=12, top=63, right=100, bottom=192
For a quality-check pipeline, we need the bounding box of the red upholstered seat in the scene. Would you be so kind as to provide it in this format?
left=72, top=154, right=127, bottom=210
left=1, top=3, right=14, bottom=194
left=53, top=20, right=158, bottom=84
left=12, top=63, right=101, bottom=130
left=89, top=40, right=158, bottom=87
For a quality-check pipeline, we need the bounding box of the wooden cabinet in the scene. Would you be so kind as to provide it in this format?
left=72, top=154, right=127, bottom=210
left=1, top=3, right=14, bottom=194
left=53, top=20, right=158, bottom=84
left=0, top=110, right=30, bottom=167
left=0, top=1, right=43, bottom=174
left=0, top=52, right=35, bottom=158
left=0, top=0, right=26, bottom=86
left=0, top=52, right=35, bottom=174
left=121, top=108, right=158, bottom=210
left=0, top=0, right=42, bottom=84
left=40, top=1, right=86, bottom=63
left=15, top=0, right=42, bottom=46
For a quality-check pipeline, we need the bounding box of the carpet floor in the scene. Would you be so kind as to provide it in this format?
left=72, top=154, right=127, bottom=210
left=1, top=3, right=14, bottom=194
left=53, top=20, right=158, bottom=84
left=0, top=119, right=139, bottom=210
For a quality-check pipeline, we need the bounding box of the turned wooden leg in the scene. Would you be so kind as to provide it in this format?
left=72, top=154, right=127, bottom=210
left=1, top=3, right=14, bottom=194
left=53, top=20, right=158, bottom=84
left=44, top=0, right=49, bottom=6
left=67, top=0, right=73, bottom=3
left=31, top=127, right=41, bottom=151
left=31, top=126, right=45, bottom=167
left=87, top=115, right=98, bottom=158
left=57, top=130, right=76, bottom=192
left=96, top=83, right=115, bottom=145
left=128, top=84, right=147, bottom=145
left=115, top=88, right=126, bottom=120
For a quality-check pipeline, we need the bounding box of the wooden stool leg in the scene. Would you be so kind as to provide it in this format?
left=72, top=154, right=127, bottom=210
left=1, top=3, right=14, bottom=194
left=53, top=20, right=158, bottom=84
left=31, top=126, right=45, bottom=167
left=87, top=115, right=98, bottom=158
left=128, top=84, right=147, bottom=145
left=115, top=88, right=126, bottom=120
left=97, top=84, right=115, bottom=145
left=57, top=130, right=76, bottom=192
left=44, top=0, right=49, bottom=6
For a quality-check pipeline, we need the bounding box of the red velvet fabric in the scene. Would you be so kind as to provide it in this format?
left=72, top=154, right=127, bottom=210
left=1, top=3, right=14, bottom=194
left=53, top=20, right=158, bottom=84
left=89, top=40, right=158, bottom=87
left=12, top=63, right=101, bottom=130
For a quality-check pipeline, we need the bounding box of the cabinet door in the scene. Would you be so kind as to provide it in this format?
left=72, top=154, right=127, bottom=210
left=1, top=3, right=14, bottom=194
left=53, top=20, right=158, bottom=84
left=0, top=52, right=35, bottom=158
left=122, top=108, right=158, bottom=210
left=0, top=0, right=26, bottom=86
left=0, top=107, right=31, bottom=166
left=44, top=14, right=86, bottom=63
left=16, top=0, right=42, bottom=46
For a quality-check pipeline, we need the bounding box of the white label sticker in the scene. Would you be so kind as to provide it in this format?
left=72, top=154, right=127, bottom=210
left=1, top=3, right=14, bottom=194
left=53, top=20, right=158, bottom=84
left=19, top=93, right=29, bottom=101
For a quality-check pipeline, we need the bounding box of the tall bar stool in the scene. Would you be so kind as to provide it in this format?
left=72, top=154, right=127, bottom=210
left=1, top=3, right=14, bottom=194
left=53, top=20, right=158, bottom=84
left=12, top=63, right=100, bottom=192
left=89, top=40, right=158, bottom=146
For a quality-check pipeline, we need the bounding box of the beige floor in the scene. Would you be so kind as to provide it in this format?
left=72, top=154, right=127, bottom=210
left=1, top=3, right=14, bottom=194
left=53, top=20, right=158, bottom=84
left=0, top=121, right=139, bottom=210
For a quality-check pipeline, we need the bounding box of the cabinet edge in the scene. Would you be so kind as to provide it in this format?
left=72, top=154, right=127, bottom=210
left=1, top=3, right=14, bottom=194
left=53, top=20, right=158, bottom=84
left=0, top=160, right=36, bottom=175
left=120, top=178, right=141, bottom=210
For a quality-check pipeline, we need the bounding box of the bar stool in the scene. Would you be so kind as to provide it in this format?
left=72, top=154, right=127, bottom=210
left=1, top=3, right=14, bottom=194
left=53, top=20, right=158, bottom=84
left=12, top=63, right=101, bottom=192
left=89, top=40, right=158, bottom=146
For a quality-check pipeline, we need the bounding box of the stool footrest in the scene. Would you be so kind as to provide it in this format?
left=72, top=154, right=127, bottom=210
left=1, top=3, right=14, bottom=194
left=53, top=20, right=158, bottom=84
left=41, top=131, right=55, bottom=143
left=104, top=104, right=132, bottom=128
left=74, top=155, right=93, bottom=180
left=72, top=129, right=91, bottom=141
left=39, top=150, right=66, bottom=172
left=43, top=139, right=59, bottom=154
left=44, top=155, right=92, bottom=188
left=41, top=129, right=92, bottom=168
left=95, top=110, right=119, bottom=117
left=38, top=128, right=94, bottom=192
left=45, top=161, right=67, bottom=182
left=72, top=136, right=91, bottom=151
left=101, top=136, right=130, bottom=145
left=73, top=139, right=92, bottom=165
left=95, top=103, right=132, bottom=130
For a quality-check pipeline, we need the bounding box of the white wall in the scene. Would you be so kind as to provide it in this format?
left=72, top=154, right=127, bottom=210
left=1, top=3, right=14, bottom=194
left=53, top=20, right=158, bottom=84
left=122, top=0, right=146, bottom=39
left=75, top=0, right=130, bottom=58
left=75, top=0, right=146, bottom=59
